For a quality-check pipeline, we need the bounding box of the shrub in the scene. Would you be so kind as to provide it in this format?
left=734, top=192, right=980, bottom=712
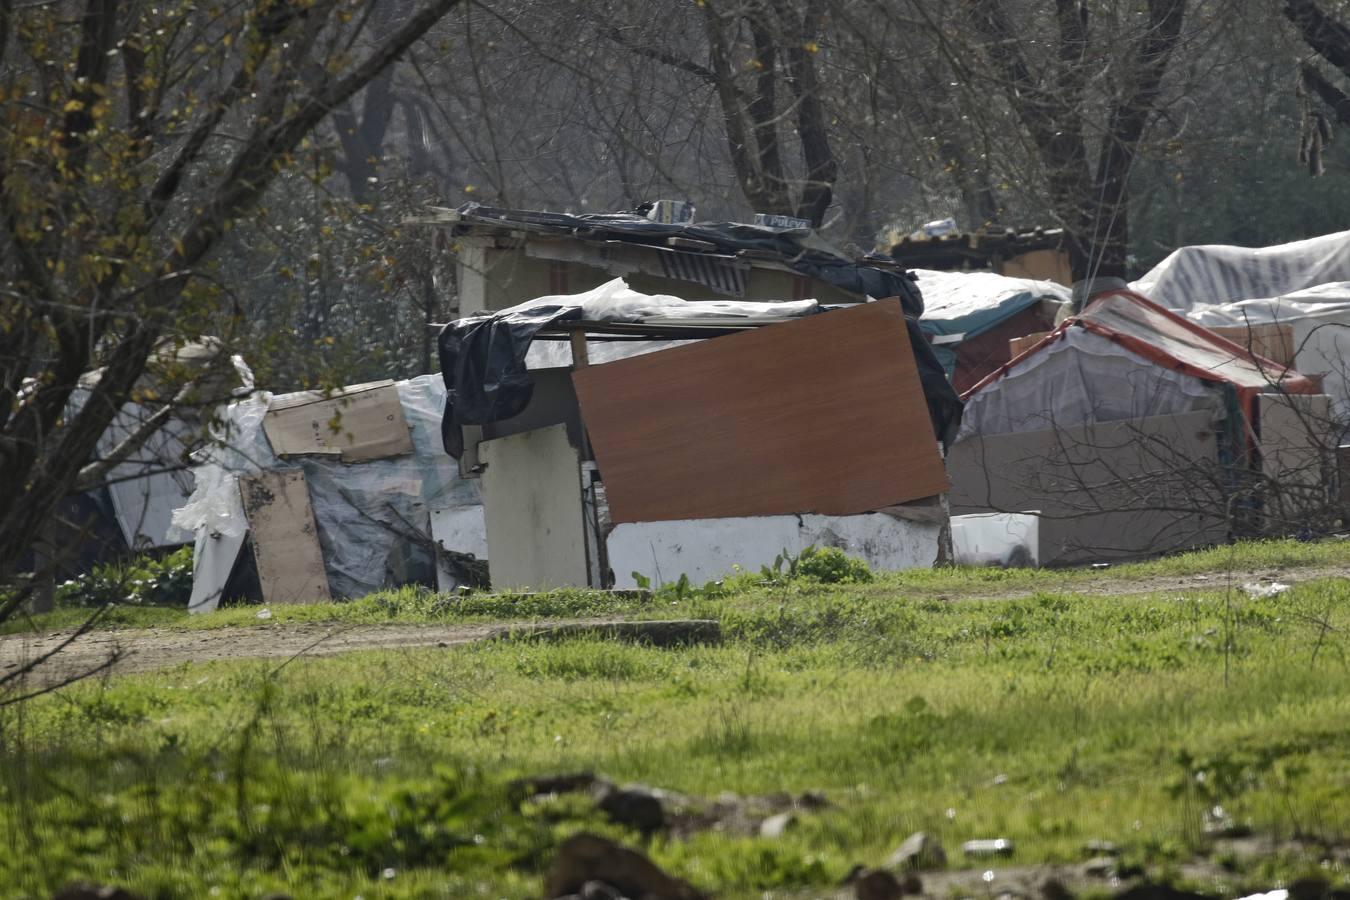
left=794, top=546, right=873, bottom=584
left=55, top=546, right=194, bottom=608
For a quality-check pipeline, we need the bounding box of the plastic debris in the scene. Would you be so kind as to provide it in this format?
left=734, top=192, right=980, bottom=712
left=1243, top=581, right=1290, bottom=599
left=962, top=839, right=1015, bottom=857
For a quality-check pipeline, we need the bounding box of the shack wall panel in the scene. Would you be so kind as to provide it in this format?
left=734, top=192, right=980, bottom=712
left=607, top=512, right=942, bottom=589
left=239, top=469, right=331, bottom=604
left=947, top=411, right=1225, bottom=565
left=1259, top=393, right=1333, bottom=529
left=480, top=424, right=589, bottom=589
left=572, top=300, right=949, bottom=524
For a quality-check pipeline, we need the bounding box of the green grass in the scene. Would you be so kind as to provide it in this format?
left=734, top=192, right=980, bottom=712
left=7, top=536, right=1350, bottom=638
left=2, top=568, right=1348, bottom=899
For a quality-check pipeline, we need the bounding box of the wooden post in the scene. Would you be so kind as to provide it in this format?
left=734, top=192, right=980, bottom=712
left=31, top=515, right=56, bottom=614
left=569, top=330, right=589, bottom=368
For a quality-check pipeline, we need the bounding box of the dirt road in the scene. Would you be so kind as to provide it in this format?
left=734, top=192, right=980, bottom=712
left=0, top=618, right=722, bottom=691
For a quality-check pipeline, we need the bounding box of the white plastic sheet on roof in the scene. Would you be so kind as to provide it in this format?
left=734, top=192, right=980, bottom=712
left=1142, top=282, right=1350, bottom=421
left=1131, top=229, right=1350, bottom=311
left=912, top=269, right=1070, bottom=323
left=1182, top=282, right=1350, bottom=327
left=957, top=328, right=1219, bottom=441
left=519, top=276, right=816, bottom=368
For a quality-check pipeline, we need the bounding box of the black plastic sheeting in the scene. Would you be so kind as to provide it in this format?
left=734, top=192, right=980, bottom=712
left=438, top=299, right=962, bottom=454
left=452, top=203, right=926, bottom=306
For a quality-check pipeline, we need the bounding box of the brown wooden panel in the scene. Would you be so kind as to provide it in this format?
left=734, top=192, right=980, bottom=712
left=239, top=469, right=331, bottom=604
left=571, top=299, right=949, bottom=524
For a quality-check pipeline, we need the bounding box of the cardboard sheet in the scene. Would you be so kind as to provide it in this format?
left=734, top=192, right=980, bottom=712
left=572, top=299, right=949, bottom=523
left=239, top=470, right=331, bottom=604
left=262, top=379, right=413, bottom=462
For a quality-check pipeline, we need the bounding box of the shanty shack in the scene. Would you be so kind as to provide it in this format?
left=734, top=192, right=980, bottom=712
left=171, top=375, right=481, bottom=612
left=911, top=269, right=1070, bottom=394
left=885, top=225, right=1073, bottom=286
left=425, top=201, right=903, bottom=312
left=438, top=276, right=961, bottom=590
left=949, top=289, right=1328, bottom=565
left=1131, top=229, right=1350, bottom=424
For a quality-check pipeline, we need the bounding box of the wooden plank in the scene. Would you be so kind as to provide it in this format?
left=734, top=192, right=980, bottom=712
left=1008, top=331, right=1051, bottom=359
left=569, top=330, right=590, bottom=367
left=571, top=299, right=949, bottom=524
left=239, top=470, right=331, bottom=605
left=1210, top=322, right=1295, bottom=368
left=263, top=380, right=413, bottom=462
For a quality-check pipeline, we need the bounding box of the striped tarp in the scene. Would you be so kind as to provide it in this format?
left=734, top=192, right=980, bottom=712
left=1132, top=230, right=1350, bottom=311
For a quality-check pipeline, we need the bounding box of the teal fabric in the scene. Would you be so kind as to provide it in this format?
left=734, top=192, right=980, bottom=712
left=918, top=290, right=1041, bottom=376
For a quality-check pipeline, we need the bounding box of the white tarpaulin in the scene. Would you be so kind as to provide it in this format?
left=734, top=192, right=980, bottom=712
left=171, top=374, right=482, bottom=603
left=99, top=409, right=196, bottom=549
left=913, top=269, right=1070, bottom=324
left=957, top=327, right=1219, bottom=440
left=1161, top=285, right=1350, bottom=421
left=1131, top=230, right=1350, bottom=312
left=519, top=277, right=812, bottom=368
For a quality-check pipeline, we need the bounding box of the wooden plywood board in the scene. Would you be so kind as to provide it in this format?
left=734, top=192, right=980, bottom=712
left=1259, top=393, right=1332, bottom=528
left=1000, top=249, right=1073, bottom=286
left=1008, top=331, right=1052, bottom=360
left=239, top=470, right=331, bottom=604
left=1210, top=323, right=1295, bottom=368
left=571, top=299, right=949, bottom=524
left=263, top=380, right=413, bottom=462
left=480, top=425, right=590, bottom=590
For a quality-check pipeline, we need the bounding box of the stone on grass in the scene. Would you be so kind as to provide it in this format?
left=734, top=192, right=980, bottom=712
left=759, top=812, right=798, bottom=838
left=797, top=790, right=830, bottom=809
left=544, top=832, right=707, bottom=900
left=1288, top=877, right=1332, bottom=900
left=1083, top=857, right=1117, bottom=878
left=513, top=771, right=605, bottom=799
left=1040, top=877, right=1076, bottom=900
left=962, top=838, right=1015, bottom=858
left=886, top=831, right=947, bottom=871
left=595, top=785, right=666, bottom=835
left=1083, top=840, right=1120, bottom=857
left=852, top=868, right=905, bottom=900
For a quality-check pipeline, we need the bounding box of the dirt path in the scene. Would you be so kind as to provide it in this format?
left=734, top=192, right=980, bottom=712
left=937, top=561, right=1350, bottom=601
left=0, top=619, right=634, bottom=692
left=4, top=559, right=1348, bottom=691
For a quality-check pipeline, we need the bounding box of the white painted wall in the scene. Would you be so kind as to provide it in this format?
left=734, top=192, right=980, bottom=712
left=608, top=512, right=943, bottom=589
left=480, top=424, right=589, bottom=590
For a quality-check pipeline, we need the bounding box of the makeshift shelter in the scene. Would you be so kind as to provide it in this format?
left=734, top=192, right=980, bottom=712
left=1130, top=231, right=1350, bottom=423
left=884, top=225, right=1072, bottom=285
left=61, top=340, right=253, bottom=554
left=949, top=290, right=1326, bottom=564
left=437, top=278, right=957, bottom=590
left=170, top=375, right=481, bottom=612
left=1180, top=287, right=1350, bottom=425
left=419, top=201, right=912, bottom=312
left=913, top=269, right=1070, bottom=393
